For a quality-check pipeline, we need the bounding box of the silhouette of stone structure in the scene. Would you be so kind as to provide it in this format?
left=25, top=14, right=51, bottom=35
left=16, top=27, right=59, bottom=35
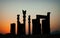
left=9, top=10, right=50, bottom=36
left=42, top=20, right=48, bottom=34
left=32, top=19, right=41, bottom=35
left=28, top=15, right=31, bottom=35
left=42, top=12, right=50, bottom=34
left=17, top=14, right=20, bottom=35
left=10, top=23, right=16, bottom=35
left=17, top=10, right=26, bottom=35
left=22, top=10, right=26, bottom=35
left=32, top=12, right=50, bottom=35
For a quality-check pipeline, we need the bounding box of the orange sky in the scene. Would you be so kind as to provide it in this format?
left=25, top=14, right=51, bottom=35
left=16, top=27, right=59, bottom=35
left=0, top=19, right=32, bottom=34
left=0, top=20, right=10, bottom=34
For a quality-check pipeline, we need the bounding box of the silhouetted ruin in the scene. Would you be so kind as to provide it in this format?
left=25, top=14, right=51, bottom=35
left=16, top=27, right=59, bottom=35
left=28, top=15, right=31, bottom=35
left=17, top=10, right=26, bottom=35
left=10, top=23, right=16, bottom=35
left=32, top=19, right=41, bottom=35
left=16, top=10, right=50, bottom=36
left=32, top=12, right=50, bottom=35
left=0, top=10, right=54, bottom=38
left=42, top=12, right=50, bottom=35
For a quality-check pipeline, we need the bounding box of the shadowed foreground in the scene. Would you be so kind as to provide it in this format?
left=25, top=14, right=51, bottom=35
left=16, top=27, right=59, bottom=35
left=0, top=34, right=60, bottom=38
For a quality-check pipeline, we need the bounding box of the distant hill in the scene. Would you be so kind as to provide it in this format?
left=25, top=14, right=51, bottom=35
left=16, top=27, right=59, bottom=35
left=51, top=31, right=60, bottom=35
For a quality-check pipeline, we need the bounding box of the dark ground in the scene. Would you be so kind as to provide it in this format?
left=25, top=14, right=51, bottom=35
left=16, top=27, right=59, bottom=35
left=0, top=34, right=60, bottom=38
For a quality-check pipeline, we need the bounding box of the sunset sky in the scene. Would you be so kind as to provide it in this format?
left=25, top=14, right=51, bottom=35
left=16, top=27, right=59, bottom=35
left=0, top=0, right=60, bottom=34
